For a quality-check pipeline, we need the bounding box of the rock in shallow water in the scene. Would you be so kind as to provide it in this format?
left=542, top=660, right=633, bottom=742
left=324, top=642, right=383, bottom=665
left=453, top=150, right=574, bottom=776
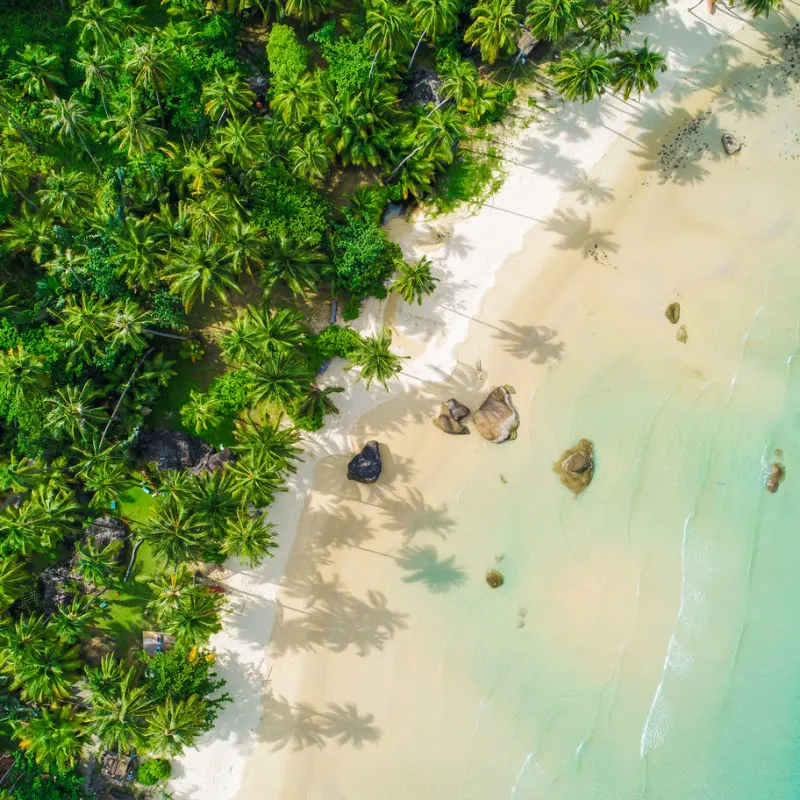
left=445, top=398, right=471, bottom=422
left=721, top=133, right=742, bottom=155
left=554, top=439, right=595, bottom=495
left=485, top=569, right=504, bottom=588
left=766, top=461, right=785, bottom=494
left=473, top=386, right=519, bottom=443
left=347, top=441, right=382, bottom=483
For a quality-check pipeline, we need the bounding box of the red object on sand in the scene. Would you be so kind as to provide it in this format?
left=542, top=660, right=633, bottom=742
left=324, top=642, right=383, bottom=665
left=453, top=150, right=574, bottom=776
left=707, top=0, right=715, bottom=13
left=208, top=585, right=226, bottom=594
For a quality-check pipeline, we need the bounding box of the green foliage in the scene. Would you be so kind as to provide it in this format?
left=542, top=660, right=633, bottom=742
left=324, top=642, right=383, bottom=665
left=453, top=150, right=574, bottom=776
left=267, top=25, right=308, bottom=86
left=4, top=752, right=91, bottom=800
left=137, top=757, right=172, bottom=786
left=142, top=644, right=231, bottom=728
left=312, top=325, right=363, bottom=361
left=251, top=165, right=331, bottom=250
left=208, top=369, right=253, bottom=415
left=320, top=37, right=373, bottom=94
left=431, top=150, right=504, bottom=214
left=151, top=288, right=188, bottom=330
left=332, top=217, right=401, bottom=302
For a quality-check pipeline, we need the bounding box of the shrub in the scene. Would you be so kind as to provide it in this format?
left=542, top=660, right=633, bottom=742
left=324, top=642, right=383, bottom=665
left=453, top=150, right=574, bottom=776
left=307, top=325, right=362, bottom=370
left=137, top=758, right=171, bottom=786
left=332, top=217, right=400, bottom=301
left=267, top=24, right=308, bottom=86
left=151, top=288, right=188, bottom=331
left=208, top=369, right=253, bottom=415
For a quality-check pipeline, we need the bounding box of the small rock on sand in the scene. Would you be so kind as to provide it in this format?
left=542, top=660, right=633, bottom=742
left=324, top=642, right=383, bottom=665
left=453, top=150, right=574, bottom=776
left=665, top=302, right=681, bottom=324
left=722, top=133, right=742, bottom=155
left=676, top=324, right=688, bottom=343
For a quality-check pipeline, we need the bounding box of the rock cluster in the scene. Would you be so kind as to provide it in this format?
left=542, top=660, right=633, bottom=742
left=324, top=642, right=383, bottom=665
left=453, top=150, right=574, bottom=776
left=433, top=397, right=471, bottom=435
left=473, top=386, right=520, bottom=443
left=553, top=439, right=595, bottom=495
left=347, top=441, right=382, bottom=483
left=135, top=428, right=235, bottom=474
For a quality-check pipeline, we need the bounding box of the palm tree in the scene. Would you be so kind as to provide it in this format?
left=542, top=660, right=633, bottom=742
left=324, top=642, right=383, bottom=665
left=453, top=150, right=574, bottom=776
left=289, top=131, right=332, bottom=183
left=284, top=0, right=328, bottom=25
left=51, top=594, right=98, bottom=644
left=0, top=150, right=34, bottom=209
left=612, top=40, right=667, bottom=100
left=224, top=511, right=277, bottom=566
left=163, top=239, right=241, bottom=309
left=247, top=352, right=311, bottom=409
left=57, top=294, right=110, bottom=366
left=583, top=0, right=633, bottom=49
left=180, top=391, right=222, bottom=434
left=226, top=450, right=286, bottom=507
left=146, top=696, right=209, bottom=756
left=202, top=71, right=255, bottom=125
left=409, top=0, right=460, bottom=69
left=107, top=100, right=166, bottom=183
left=215, top=116, right=267, bottom=168
left=269, top=75, right=315, bottom=128
left=0, top=614, right=49, bottom=671
left=86, top=653, right=127, bottom=703
left=76, top=536, right=122, bottom=589
left=146, top=567, right=198, bottom=622
left=141, top=498, right=207, bottom=565
left=1, top=206, right=52, bottom=264
left=125, top=34, right=175, bottom=108
left=186, top=471, right=240, bottom=539
left=551, top=49, right=613, bottom=103
left=9, top=44, right=65, bottom=99
left=393, top=256, right=439, bottom=305
left=11, top=641, right=82, bottom=704
left=260, top=237, right=326, bottom=299
left=12, top=705, right=85, bottom=772
left=162, top=592, right=223, bottom=647
left=346, top=327, right=407, bottom=389
left=742, top=0, right=782, bottom=16
left=440, top=58, right=480, bottom=111
left=0, top=346, right=47, bottom=409
left=72, top=49, right=115, bottom=117
left=296, top=384, right=344, bottom=422
left=232, top=416, right=303, bottom=470
left=525, top=0, right=587, bottom=43
left=223, top=306, right=307, bottom=361
left=181, top=193, right=239, bottom=243
left=46, top=381, right=107, bottom=442
left=464, top=0, right=520, bottom=65
left=69, top=0, right=140, bottom=51
left=365, top=0, right=414, bottom=59
left=38, top=169, right=94, bottom=223
left=181, top=146, right=226, bottom=197
left=225, top=220, right=266, bottom=274
left=106, top=297, right=151, bottom=351
left=42, top=96, right=101, bottom=170
left=112, top=215, right=164, bottom=290
left=0, top=557, right=28, bottom=611
left=88, top=666, right=152, bottom=753
left=83, top=460, right=135, bottom=512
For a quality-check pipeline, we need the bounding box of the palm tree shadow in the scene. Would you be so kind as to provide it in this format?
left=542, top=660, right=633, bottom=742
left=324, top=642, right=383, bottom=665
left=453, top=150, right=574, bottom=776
left=568, top=171, right=615, bottom=205
left=321, top=702, right=381, bottom=747
left=380, top=487, right=455, bottom=540
left=493, top=320, right=565, bottom=363
left=261, top=692, right=381, bottom=751
left=395, top=545, right=467, bottom=593
left=542, top=208, right=619, bottom=256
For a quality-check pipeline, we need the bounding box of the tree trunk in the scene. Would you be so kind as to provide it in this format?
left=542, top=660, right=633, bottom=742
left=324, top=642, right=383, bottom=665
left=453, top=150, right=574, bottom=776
left=77, top=131, right=102, bottom=172
left=408, top=31, right=426, bottom=71
left=143, top=327, right=189, bottom=340
left=124, top=537, right=145, bottom=582
left=14, top=188, right=39, bottom=211
left=386, top=144, right=424, bottom=181
left=369, top=49, right=380, bottom=80
left=99, top=349, right=151, bottom=447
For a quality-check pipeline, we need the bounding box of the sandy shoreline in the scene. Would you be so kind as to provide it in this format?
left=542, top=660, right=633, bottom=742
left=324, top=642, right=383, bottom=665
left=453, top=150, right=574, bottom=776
left=170, top=6, right=796, bottom=798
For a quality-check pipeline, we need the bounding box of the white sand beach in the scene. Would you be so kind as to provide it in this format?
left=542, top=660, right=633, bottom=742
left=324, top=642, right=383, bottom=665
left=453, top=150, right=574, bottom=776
left=171, top=5, right=800, bottom=799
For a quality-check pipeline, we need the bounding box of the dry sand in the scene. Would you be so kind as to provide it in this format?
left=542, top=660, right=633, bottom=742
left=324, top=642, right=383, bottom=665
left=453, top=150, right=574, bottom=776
left=170, top=5, right=799, bottom=799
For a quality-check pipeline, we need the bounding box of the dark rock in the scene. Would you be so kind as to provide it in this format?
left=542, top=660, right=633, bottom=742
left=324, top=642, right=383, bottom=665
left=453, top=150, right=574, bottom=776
left=562, top=451, right=591, bottom=474
left=665, top=302, right=681, bottom=324
left=485, top=569, right=504, bottom=588
left=86, top=517, right=130, bottom=550
left=406, top=67, right=443, bottom=107
left=722, top=133, right=741, bottom=155
left=473, top=386, right=519, bottom=443
left=766, top=461, right=785, bottom=494
left=38, top=565, right=75, bottom=611
left=136, top=428, right=216, bottom=472
left=433, top=412, right=469, bottom=435
left=554, top=439, right=595, bottom=495
left=191, top=447, right=237, bottom=476
left=347, top=441, right=382, bottom=483
left=445, top=398, right=471, bottom=422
